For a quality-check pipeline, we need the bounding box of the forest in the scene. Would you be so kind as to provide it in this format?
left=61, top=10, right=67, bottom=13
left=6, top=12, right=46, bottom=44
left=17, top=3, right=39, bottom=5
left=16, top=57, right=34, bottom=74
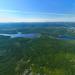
left=0, top=23, right=75, bottom=75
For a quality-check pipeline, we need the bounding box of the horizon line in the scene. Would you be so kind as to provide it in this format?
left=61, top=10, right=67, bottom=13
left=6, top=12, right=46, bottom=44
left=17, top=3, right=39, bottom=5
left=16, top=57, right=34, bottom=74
left=0, top=18, right=74, bottom=22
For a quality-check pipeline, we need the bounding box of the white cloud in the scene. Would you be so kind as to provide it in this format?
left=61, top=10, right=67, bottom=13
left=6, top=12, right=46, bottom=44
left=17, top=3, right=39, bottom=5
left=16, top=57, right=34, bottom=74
left=0, top=9, right=75, bottom=22
left=0, top=9, right=19, bottom=13
left=0, top=9, right=74, bottom=16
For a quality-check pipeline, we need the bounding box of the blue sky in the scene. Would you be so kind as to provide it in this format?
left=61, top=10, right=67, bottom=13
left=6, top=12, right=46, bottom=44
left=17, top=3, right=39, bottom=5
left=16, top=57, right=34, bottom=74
left=0, top=0, right=75, bottom=22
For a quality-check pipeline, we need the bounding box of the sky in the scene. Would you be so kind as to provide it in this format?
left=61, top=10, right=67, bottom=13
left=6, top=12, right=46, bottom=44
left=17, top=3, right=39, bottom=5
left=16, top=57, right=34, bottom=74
left=0, top=0, right=75, bottom=22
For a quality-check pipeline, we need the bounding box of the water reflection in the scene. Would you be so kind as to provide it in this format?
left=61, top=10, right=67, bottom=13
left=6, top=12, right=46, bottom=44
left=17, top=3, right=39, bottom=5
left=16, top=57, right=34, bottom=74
left=0, top=32, right=41, bottom=38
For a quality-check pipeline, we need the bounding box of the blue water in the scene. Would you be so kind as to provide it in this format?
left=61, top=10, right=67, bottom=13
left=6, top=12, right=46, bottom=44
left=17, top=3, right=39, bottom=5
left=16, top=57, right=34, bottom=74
left=57, top=35, right=75, bottom=40
left=0, top=33, right=41, bottom=38
left=11, top=33, right=41, bottom=38
left=0, top=33, right=75, bottom=40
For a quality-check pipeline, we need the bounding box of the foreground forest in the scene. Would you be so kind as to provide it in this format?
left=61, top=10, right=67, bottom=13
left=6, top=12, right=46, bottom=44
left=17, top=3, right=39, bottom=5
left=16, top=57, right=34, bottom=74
left=15, top=36, right=75, bottom=75
left=0, top=35, right=75, bottom=75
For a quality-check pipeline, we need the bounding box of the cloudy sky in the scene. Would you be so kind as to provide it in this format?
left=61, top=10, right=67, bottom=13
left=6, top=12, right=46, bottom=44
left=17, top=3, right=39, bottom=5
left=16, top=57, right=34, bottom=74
left=0, top=0, right=75, bottom=22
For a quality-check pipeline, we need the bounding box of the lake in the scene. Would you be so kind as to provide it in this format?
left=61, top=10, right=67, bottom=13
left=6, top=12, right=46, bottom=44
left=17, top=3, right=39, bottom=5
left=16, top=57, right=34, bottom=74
left=0, top=33, right=41, bottom=38
left=57, top=35, right=75, bottom=40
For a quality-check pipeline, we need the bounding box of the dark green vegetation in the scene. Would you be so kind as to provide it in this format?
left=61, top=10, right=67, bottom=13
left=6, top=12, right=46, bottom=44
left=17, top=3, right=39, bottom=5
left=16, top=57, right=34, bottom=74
left=0, top=22, right=75, bottom=75
left=15, top=37, right=75, bottom=75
